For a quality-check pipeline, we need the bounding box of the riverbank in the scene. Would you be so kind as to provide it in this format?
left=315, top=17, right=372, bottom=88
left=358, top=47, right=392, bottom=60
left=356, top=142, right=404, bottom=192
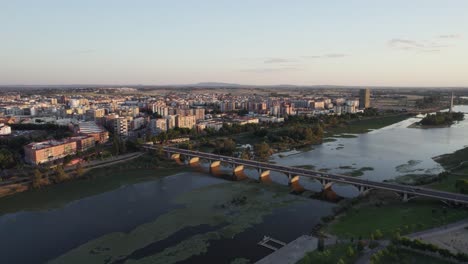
left=323, top=190, right=468, bottom=239
left=0, top=153, right=186, bottom=214
left=0, top=152, right=148, bottom=198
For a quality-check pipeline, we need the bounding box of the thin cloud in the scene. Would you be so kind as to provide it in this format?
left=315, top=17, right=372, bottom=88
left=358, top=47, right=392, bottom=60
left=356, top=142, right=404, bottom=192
left=325, top=53, right=347, bottom=58
left=388, top=35, right=460, bottom=52
left=264, top=58, right=296, bottom=64
left=302, top=53, right=348, bottom=59
left=240, top=67, right=302, bottom=73
left=388, top=39, right=424, bottom=49
left=437, top=34, right=462, bottom=39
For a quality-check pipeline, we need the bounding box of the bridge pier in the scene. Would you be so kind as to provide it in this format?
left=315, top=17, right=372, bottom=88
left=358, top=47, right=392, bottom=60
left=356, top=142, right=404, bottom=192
left=189, top=156, right=200, bottom=166
left=209, top=160, right=221, bottom=173
left=232, top=164, right=244, bottom=176
left=356, top=185, right=372, bottom=197
left=259, top=170, right=270, bottom=182
left=170, top=153, right=180, bottom=160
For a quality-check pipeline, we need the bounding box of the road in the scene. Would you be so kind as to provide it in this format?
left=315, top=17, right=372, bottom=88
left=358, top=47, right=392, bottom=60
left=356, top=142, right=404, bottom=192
left=148, top=146, right=468, bottom=205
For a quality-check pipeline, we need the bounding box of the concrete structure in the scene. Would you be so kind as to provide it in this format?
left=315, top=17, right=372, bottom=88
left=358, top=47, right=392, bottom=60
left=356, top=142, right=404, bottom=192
left=24, top=139, right=77, bottom=165
left=113, top=117, right=128, bottom=137
left=359, top=88, right=371, bottom=109
left=76, top=122, right=109, bottom=143
left=69, top=136, right=95, bottom=151
left=153, top=147, right=468, bottom=205
left=0, top=123, right=11, bottom=135
left=256, top=235, right=318, bottom=264
left=176, top=115, right=196, bottom=129
left=85, top=108, right=105, bottom=121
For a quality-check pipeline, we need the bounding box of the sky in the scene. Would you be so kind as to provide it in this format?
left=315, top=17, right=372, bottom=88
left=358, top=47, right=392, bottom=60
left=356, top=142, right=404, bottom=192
left=1, top=0, right=468, bottom=86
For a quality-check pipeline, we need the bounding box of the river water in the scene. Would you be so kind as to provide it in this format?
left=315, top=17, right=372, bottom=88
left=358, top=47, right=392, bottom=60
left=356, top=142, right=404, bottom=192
left=0, top=105, right=467, bottom=264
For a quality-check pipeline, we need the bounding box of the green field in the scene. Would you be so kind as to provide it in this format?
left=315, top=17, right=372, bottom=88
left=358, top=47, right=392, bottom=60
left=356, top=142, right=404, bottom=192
left=297, top=243, right=359, bottom=264
left=327, top=199, right=468, bottom=239
left=429, top=146, right=468, bottom=192
left=325, top=114, right=410, bottom=137
left=428, top=167, right=468, bottom=192
left=373, top=247, right=453, bottom=264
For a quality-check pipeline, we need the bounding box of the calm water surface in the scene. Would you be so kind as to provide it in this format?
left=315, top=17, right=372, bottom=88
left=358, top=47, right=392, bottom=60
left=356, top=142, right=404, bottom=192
left=1, top=105, right=467, bottom=263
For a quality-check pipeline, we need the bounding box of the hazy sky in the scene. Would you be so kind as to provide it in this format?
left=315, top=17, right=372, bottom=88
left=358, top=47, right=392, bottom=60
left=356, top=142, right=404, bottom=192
left=1, top=0, right=468, bottom=86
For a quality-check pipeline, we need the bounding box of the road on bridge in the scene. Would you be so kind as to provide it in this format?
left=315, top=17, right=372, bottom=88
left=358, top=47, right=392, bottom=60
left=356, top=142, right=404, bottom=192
left=144, top=146, right=468, bottom=205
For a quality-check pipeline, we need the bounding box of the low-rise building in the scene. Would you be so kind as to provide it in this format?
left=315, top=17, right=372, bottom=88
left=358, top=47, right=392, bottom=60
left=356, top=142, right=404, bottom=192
left=69, top=136, right=96, bottom=151
left=24, top=139, right=77, bottom=165
left=76, top=122, right=109, bottom=143
left=0, top=123, right=11, bottom=135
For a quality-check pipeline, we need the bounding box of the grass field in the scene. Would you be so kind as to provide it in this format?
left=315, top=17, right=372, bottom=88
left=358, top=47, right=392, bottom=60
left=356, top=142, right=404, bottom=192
left=297, top=243, right=359, bottom=264
left=428, top=167, right=468, bottom=192
left=327, top=199, right=468, bottom=239
left=325, top=114, right=410, bottom=137
left=374, top=247, right=453, bottom=264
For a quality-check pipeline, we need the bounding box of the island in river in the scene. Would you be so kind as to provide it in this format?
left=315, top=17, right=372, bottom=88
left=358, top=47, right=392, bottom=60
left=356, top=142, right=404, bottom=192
left=409, top=111, right=465, bottom=128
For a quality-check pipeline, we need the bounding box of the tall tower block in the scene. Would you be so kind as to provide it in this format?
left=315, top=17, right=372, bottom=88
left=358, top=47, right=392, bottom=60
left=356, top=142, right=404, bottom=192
left=450, top=92, right=454, bottom=112
left=359, top=88, right=371, bottom=109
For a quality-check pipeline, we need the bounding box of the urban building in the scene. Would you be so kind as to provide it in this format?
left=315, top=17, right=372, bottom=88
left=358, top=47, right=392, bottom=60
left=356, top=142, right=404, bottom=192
left=359, top=88, right=371, bottom=109
left=24, top=139, right=77, bottom=165
left=113, top=117, right=129, bottom=137
left=69, top=136, right=96, bottom=151
left=76, top=122, right=109, bottom=143
left=0, top=123, right=11, bottom=135
left=176, top=115, right=196, bottom=129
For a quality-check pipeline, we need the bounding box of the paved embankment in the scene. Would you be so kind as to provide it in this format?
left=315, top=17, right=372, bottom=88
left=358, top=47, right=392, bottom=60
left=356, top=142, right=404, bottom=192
left=255, top=235, right=318, bottom=264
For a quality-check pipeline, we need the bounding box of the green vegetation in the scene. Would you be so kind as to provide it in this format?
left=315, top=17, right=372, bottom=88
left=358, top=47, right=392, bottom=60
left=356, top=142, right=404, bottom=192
left=386, top=237, right=468, bottom=263
left=455, top=179, right=468, bottom=194
left=297, top=243, right=360, bottom=264
left=371, top=245, right=454, bottom=264
left=435, top=146, right=468, bottom=169
left=392, top=172, right=448, bottom=186
left=49, top=179, right=311, bottom=264
left=0, top=154, right=183, bottom=215
left=325, top=114, right=410, bottom=136
left=254, top=142, right=273, bottom=161
left=419, top=111, right=464, bottom=126
left=429, top=147, right=468, bottom=193
left=0, top=148, right=16, bottom=170
left=344, top=167, right=374, bottom=177
left=293, top=165, right=316, bottom=170
left=327, top=199, right=468, bottom=239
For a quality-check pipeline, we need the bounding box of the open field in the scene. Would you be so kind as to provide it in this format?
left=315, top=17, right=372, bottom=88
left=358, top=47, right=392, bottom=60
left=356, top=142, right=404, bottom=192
left=297, top=243, right=359, bottom=264
left=326, top=197, right=468, bottom=239
left=325, top=114, right=410, bottom=136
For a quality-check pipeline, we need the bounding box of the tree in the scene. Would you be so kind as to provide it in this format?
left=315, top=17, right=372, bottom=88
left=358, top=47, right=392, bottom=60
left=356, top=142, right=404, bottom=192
left=31, top=169, right=43, bottom=189
left=317, top=237, right=325, bottom=252
left=347, top=246, right=355, bottom=257
left=112, top=136, right=120, bottom=155
left=76, top=163, right=84, bottom=177
left=254, top=142, right=272, bottom=161
left=54, top=165, right=69, bottom=183
left=373, top=229, right=383, bottom=240
left=0, top=149, right=15, bottom=169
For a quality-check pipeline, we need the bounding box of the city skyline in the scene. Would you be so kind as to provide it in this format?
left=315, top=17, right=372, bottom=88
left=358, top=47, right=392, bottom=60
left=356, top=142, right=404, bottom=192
left=1, top=0, right=468, bottom=86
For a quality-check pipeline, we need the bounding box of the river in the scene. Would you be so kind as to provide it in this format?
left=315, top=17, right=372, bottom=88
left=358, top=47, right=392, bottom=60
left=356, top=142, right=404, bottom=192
left=0, top=106, right=467, bottom=264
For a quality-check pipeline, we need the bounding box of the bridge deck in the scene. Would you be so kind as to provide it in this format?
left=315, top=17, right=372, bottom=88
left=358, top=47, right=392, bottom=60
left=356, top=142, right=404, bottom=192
left=144, top=146, right=468, bottom=205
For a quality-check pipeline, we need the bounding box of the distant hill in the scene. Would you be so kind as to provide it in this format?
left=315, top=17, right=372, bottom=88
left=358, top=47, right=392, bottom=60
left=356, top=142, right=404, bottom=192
left=193, top=82, right=242, bottom=87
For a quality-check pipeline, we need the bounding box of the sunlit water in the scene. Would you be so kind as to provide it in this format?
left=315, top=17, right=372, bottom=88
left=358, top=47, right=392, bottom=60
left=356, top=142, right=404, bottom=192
left=272, top=105, right=468, bottom=183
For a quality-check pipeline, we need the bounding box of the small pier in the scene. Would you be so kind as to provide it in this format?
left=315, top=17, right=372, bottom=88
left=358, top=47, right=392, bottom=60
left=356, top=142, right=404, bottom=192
left=258, top=236, right=287, bottom=251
